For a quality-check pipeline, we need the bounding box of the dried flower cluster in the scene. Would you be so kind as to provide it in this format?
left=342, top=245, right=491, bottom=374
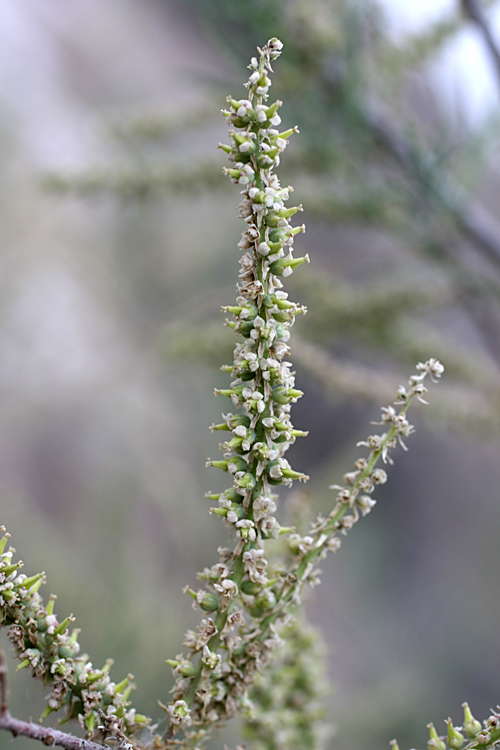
left=0, top=528, right=148, bottom=740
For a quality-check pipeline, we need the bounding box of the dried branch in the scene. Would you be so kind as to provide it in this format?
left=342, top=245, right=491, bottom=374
left=0, top=651, right=106, bottom=750
left=0, top=715, right=108, bottom=750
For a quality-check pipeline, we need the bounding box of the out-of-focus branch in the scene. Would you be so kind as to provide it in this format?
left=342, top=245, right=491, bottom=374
left=461, top=0, right=500, bottom=87
left=0, top=651, right=107, bottom=750
left=366, top=107, right=500, bottom=272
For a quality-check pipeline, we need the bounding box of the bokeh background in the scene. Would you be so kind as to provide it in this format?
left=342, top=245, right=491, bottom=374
left=2, top=2, right=500, bottom=749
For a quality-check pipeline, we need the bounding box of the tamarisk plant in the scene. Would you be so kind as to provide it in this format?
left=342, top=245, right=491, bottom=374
left=2, top=36, right=498, bottom=750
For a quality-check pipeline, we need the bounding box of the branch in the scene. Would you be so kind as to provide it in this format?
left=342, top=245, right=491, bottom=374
left=366, top=107, right=500, bottom=271
left=0, top=714, right=107, bottom=750
left=461, top=0, right=500, bottom=88
left=0, top=651, right=109, bottom=750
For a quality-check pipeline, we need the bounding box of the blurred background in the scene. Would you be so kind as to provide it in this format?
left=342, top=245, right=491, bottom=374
left=2, top=1, right=500, bottom=749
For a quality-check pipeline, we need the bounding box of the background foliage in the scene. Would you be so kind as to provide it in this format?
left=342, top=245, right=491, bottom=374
left=2, top=2, right=500, bottom=749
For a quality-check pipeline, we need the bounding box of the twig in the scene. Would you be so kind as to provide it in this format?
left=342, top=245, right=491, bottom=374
left=461, top=0, right=500, bottom=88
left=0, top=650, right=8, bottom=718
left=0, top=651, right=106, bottom=750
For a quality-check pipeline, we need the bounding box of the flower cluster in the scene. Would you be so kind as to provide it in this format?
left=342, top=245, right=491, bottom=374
left=161, top=37, right=445, bottom=750
left=0, top=528, right=148, bottom=740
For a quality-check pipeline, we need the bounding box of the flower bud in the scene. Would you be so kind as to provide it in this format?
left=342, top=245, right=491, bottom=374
left=462, top=703, right=482, bottom=738
left=269, top=255, right=310, bottom=277
left=427, top=722, right=446, bottom=750
left=445, top=718, right=464, bottom=749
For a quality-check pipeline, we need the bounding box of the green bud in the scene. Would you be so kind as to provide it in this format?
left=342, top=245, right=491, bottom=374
left=269, top=255, right=309, bottom=277
left=272, top=386, right=304, bottom=404
left=249, top=603, right=265, bottom=617
left=252, top=190, right=266, bottom=204
left=277, top=205, right=303, bottom=219
left=0, top=534, right=10, bottom=555
left=265, top=100, right=282, bottom=118
left=173, top=700, right=190, bottom=718
left=228, top=456, right=249, bottom=473
left=232, top=133, right=249, bottom=147
left=16, top=658, right=31, bottom=671
left=178, top=662, right=195, bottom=678
left=46, top=595, right=56, bottom=616
left=210, top=460, right=229, bottom=472
left=428, top=723, right=446, bottom=750
left=264, top=212, right=281, bottom=227
left=272, top=310, right=293, bottom=323
left=462, top=703, right=482, bottom=738
left=281, top=468, right=308, bottom=481
left=222, top=487, right=244, bottom=504
left=211, top=422, right=231, bottom=432
left=53, top=616, right=73, bottom=637
left=200, top=592, right=219, bottom=612
left=84, top=712, right=96, bottom=734
left=230, top=116, right=249, bottom=128
left=69, top=628, right=80, bottom=644
left=235, top=473, right=256, bottom=489
left=240, top=370, right=255, bottom=382
left=17, top=573, right=44, bottom=591
left=241, top=580, right=263, bottom=595
left=273, top=420, right=289, bottom=431
left=445, top=719, right=464, bottom=749
left=211, top=507, right=228, bottom=517
left=86, top=670, right=105, bottom=685
left=39, top=705, right=56, bottom=721
left=225, top=436, right=245, bottom=451
left=114, top=674, right=132, bottom=694
left=277, top=127, right=299, bottom=139
left=217, top=143, right=234, bottom=155
left=2, top=563, right=21, bottom=577
left=228, top=414, right=251, bottom=429
left=237, top=320, right=255, bottom=338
